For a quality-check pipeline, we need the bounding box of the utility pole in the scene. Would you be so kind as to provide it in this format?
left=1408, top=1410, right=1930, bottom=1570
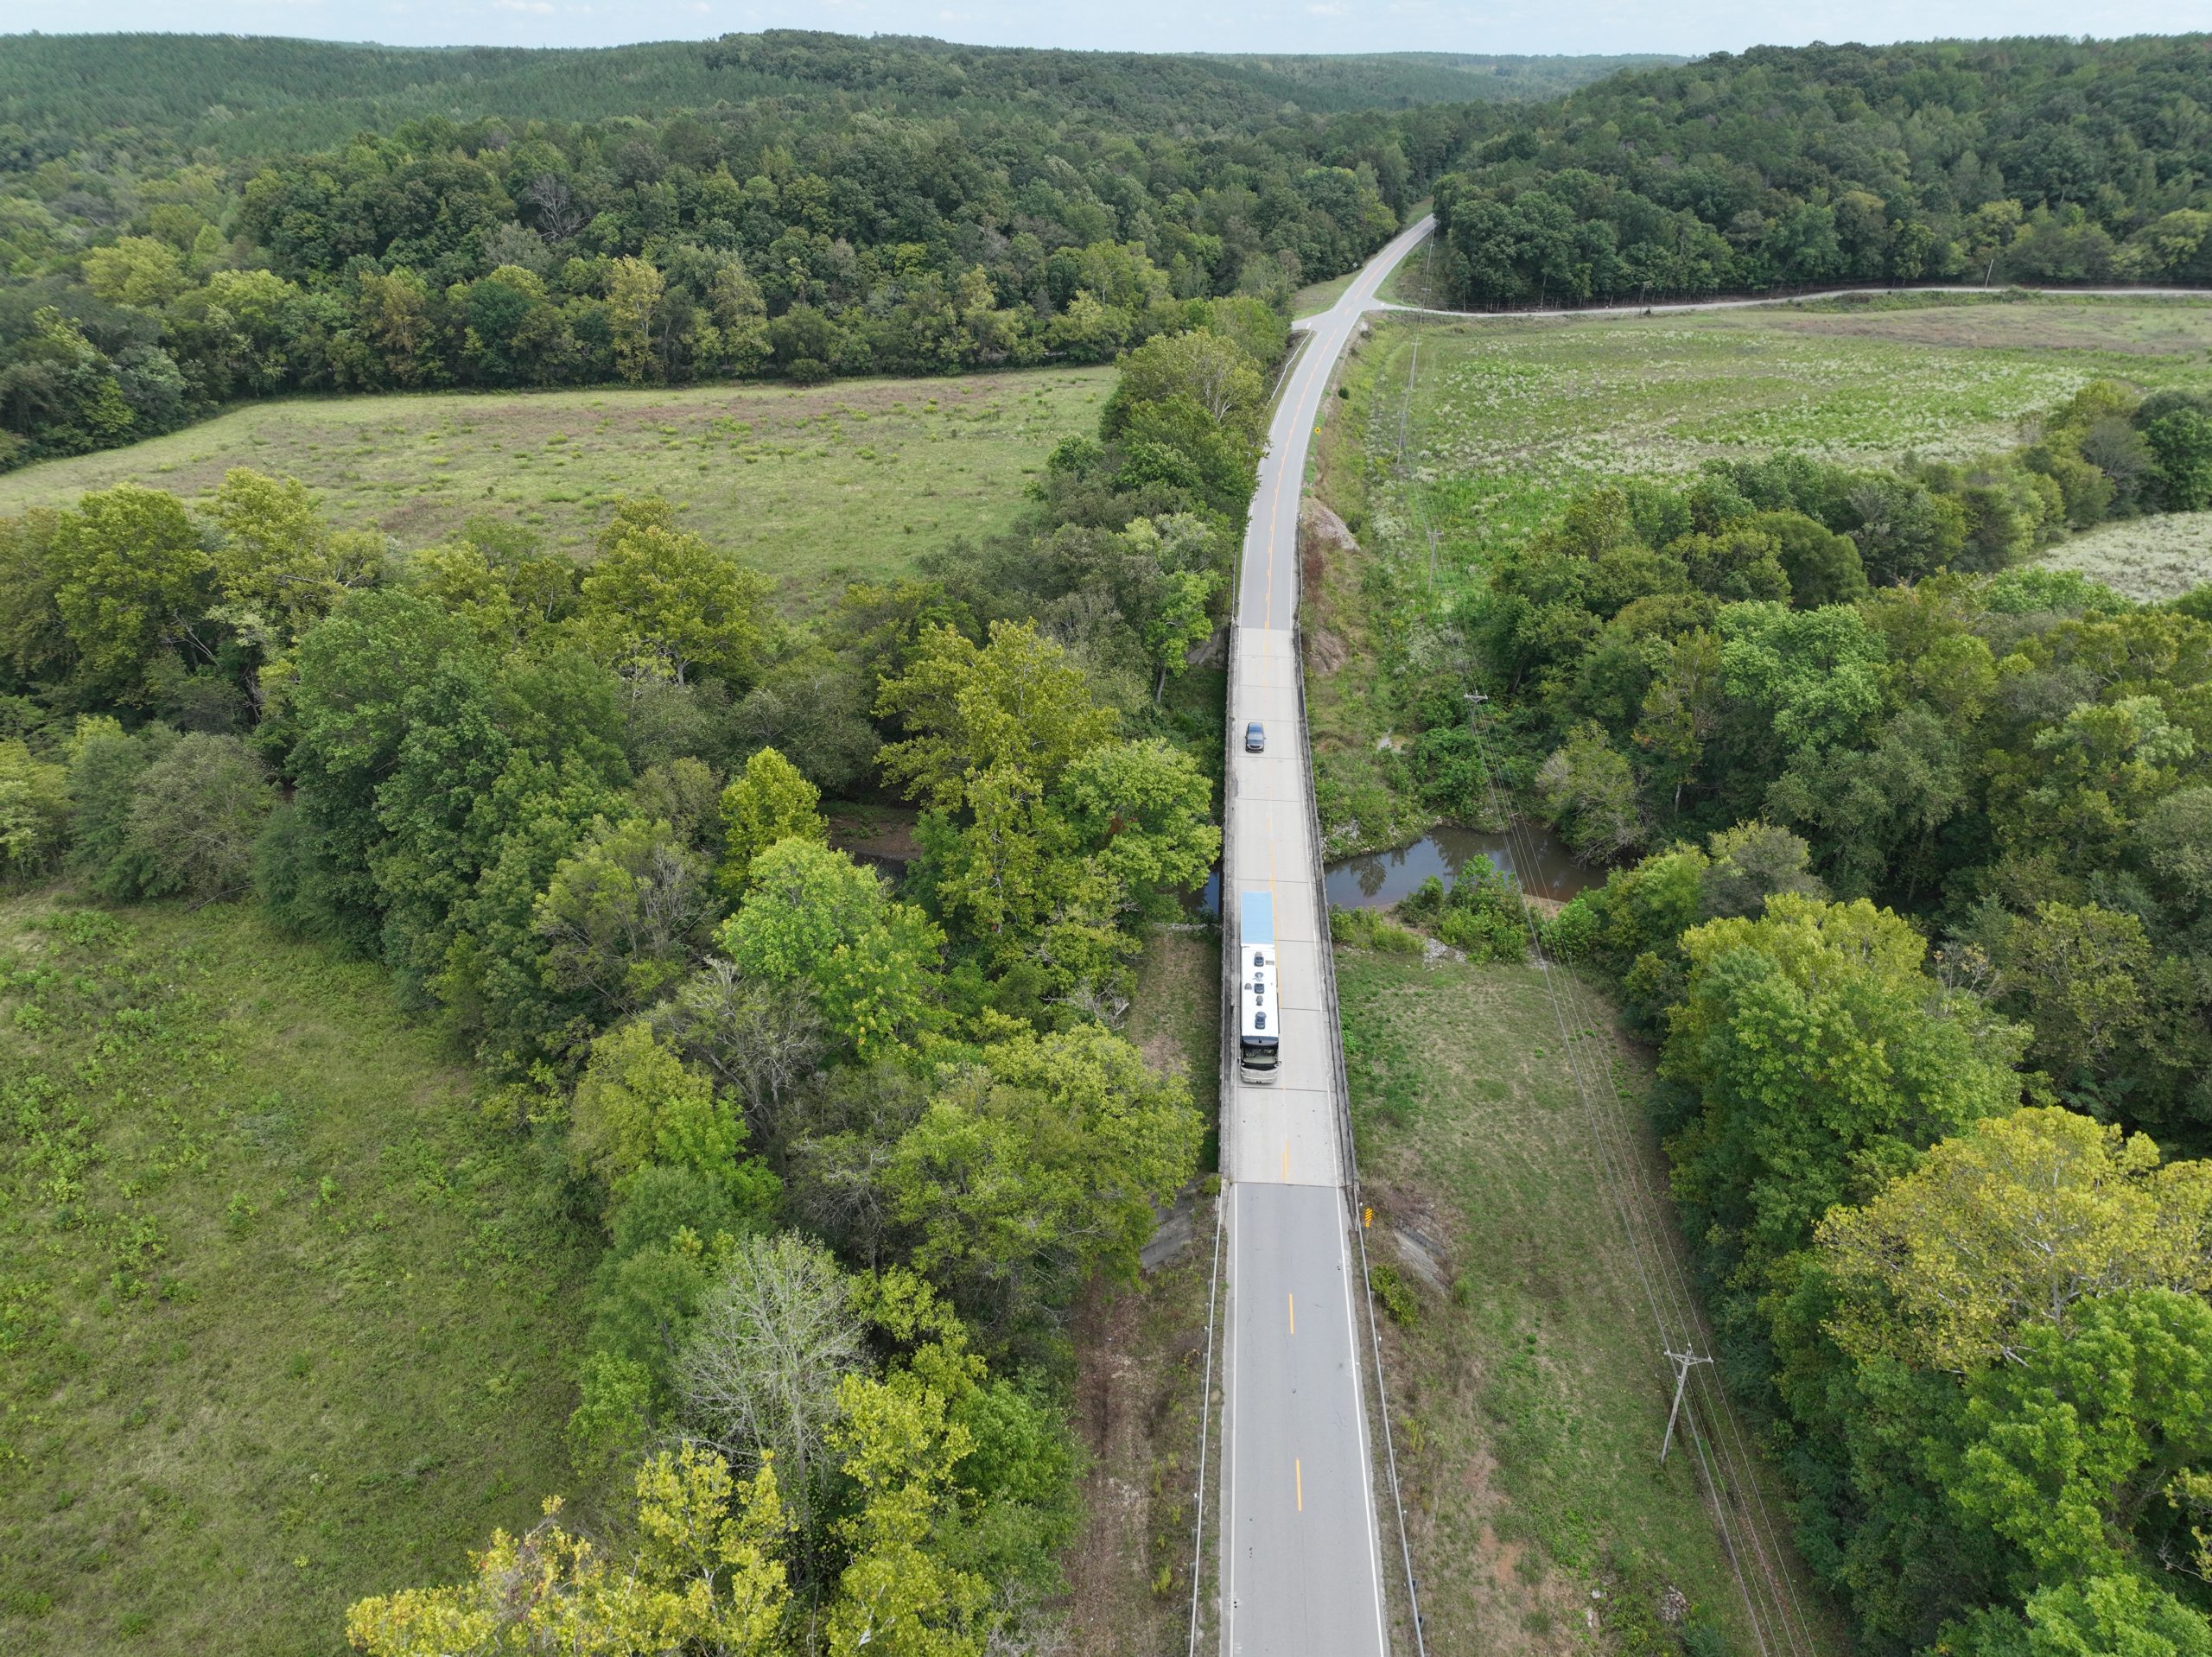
left=1661, top=1346, right=1714, bottom=1464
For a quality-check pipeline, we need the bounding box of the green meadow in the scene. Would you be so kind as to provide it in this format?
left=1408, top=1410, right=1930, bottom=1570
left=1341, top=293, right=2212, bottom=574
left=1338, top=949, right=1843, bottom=1657
left=0, top=368, right=1116, bottom=610
left=0, top=896, right=595, bottom=1657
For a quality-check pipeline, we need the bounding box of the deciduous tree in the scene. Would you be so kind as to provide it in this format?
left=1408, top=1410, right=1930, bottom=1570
left=346, top=1447, right=790, bottom=1657
left=718, top=746, right=824, bottom=898
left=50, top=483, right=210, bottom=697
left=875, top=620, right=1116, bottom=808
left=719, top=839, right=943, bottom=1060
left=677, top=1231, right=866, bottom=1527
left=537, top=814, right=717, bottom=1019
left=1821, top=1107, right=2212, bottom=1372
left=579, top=498, right=770, bottom=689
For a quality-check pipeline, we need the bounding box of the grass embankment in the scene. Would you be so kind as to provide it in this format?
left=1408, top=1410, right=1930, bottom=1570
left=0, top=894, right=593, bottom=1657
left=0, top=368, right=1115, bottom=610
left=1065, top=924, right=1221, bottom=1654
left=1296, top=310, right=1440, bottom=856
left=1338, top=948, right=1839, bottom=1657
left=1375, top=225, right=1446, bottom=310
left=1292, top=269, right=1360, bottom=320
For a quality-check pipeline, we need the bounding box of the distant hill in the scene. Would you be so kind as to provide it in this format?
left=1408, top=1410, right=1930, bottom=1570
left=1421, top=35, right=2212, bottom=306
left=1199, top=50, right=1685, bottom=110
left=0, top=31, right=1668, bottom=161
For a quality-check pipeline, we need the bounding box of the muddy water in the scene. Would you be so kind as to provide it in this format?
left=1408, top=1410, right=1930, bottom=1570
left=1324, top=823, right=1592, bottom=910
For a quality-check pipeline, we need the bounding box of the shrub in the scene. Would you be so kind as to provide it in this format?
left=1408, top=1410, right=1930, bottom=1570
left=2143, top=406, right=2212, bottom=511
left=1330, top=905, right=1424, bottom=953
left=0, top=739, right=69, bottom=883
left=1543, top=895, right=1601, bottom=960
left=65, top=715, right=168, bottom=898
left=1438, top=855, right=1529, bottom=963
left=1438, top=905, right=1519, bottom=962
left=1367, top=1260, right=1421, bottom=1325
left=1396, top=874, right=1446, bottom=923
left=124, top=732, right=276, bottom=900
left=1409, top=722, right=1490, bottom=821
left=252, top=801, right=356, bottom=945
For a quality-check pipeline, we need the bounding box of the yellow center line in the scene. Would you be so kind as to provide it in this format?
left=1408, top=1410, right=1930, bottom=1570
left=1281, top=1138, right=1290, bottom=1181
left=1265, top=356, right=1321, bottom=630
left=1287, top=1292, right=1296, bottom=1335
left=1295, top=1458, right=1304, bottom=1512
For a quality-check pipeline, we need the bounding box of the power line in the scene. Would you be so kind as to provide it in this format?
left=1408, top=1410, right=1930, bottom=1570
left=1478, top=767, right=1785, bottom=1657
left=1470, top=671, right=1818, bottom=1657
left=1380, top=287, right=1821, bottom=1656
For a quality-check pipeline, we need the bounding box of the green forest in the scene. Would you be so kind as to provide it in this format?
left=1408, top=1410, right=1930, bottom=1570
left=0, top=29, right=1510, bottom=467
left=0, top=277, right=1279, bottom=1649
left=6, top=23, right=2212, bottom=1657
left=1335, top=359, right=2212, bottom=1647
left=1429, top=36, right=2212, bottom=304
left=13, top=33, right=2211, bottom=473
left=0, top=35, right=1651, bottom=156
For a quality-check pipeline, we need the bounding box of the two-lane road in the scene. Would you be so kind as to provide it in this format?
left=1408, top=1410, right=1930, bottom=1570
left=1217, top=214, right=1433, bottom=1657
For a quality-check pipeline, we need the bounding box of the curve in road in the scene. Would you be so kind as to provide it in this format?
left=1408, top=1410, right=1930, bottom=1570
left=1217, top=213, right=1433, bottom=1657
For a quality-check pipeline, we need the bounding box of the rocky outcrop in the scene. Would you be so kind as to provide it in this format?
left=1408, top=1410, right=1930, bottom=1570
left=1300, top=498, right=1360, bottom=561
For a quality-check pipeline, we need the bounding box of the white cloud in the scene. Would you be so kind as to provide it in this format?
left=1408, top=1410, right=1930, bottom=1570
left=492, top=0, right=555, bottom=11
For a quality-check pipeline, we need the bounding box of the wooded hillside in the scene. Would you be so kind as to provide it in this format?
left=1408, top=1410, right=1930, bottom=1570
left=0, top=31, right=1516, bottom=467
left=1430, top=36, right=2212, bottom=304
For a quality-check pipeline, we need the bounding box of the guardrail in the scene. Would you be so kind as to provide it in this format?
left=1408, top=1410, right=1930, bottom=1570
left=1217, top=618, right=1242, bottom=1176
left=1292, top=415, right=1430, bottom=1657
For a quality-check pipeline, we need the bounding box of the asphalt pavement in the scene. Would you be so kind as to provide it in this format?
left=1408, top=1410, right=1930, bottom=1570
left=1217, top=214, right=1433, bottom=1657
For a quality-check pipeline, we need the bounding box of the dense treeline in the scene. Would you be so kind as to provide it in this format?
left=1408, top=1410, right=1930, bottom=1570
left=0, top=30, right=1503, bottom=467
left=1379, top=379, right=2212, bottom=1649
left=1427, top=36, right=2212, bottom=308
left=1493, top=378, right=2212, bottom=968
left=0, top=289, right=1277, bottom=1653
left=1338, top=374, right=2212, bottom=871
left=1197, top=49, right=1683, bottom=111
left=16, top=31, right=2212, bottom=470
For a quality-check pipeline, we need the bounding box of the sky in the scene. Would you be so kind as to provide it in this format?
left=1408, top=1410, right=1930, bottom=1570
left=4, top=0, right=2207, bottom=58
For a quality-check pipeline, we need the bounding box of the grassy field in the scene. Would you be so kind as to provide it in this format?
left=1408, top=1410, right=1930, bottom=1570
left=1298, top=329, right=1441, bottom=858
left=1350, top=294, right=2212, bottom=575
left=1296, top=295, right=2212, bottom=852
left=1375, top=225, right=1448, bottom=310
left=0, top=367, right=1116, bottom=610
left=1338, top=947, right=1840, bottom=1657
left=1065, top=924, right=1222, bottom=1654
left=0, top=893, right=594, bottom=1657
left=2037, top=509, right=2212, bottom=599
left=1292, top=268, right=1361, bottom=320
